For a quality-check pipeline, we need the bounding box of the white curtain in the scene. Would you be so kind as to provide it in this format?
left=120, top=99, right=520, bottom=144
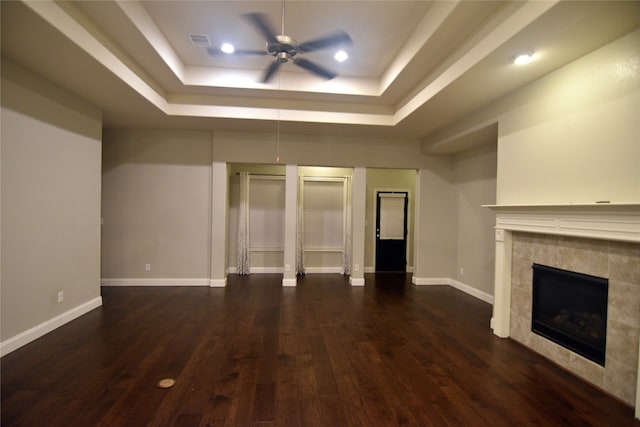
left=343, top=176, right=352, bottom=275
left=296, top=175, right=306, bottom=275
left=237, top=172, right=251, bottom=275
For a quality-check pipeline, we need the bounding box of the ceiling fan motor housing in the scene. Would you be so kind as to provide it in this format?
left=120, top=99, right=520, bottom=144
left=268, top=35, right=298, bottom=62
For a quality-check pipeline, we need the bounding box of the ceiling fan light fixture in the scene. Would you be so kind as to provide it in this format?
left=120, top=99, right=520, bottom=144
left=221, top=43, right=235, bottom=54
left=277, top=52, right=289, bottom=63
left=511, top=52, right=535, bottom=65
left=334, top=50, right=348, bottom=62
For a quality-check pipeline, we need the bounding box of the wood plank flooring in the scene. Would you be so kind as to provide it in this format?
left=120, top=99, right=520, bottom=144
left=2, top=273, right=638, bottom=426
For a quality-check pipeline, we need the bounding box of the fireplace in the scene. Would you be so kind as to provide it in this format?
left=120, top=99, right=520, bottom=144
left=485, top=203, right=640, bottom=413
left=531, top=263, right=608, bottom=366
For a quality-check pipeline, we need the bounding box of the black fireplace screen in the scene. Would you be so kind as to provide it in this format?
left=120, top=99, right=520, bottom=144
left=531, top=263, right=608, bottom=366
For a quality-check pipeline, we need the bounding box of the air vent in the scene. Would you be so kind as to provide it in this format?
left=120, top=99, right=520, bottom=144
left=189, top=34, right=211, bottom=47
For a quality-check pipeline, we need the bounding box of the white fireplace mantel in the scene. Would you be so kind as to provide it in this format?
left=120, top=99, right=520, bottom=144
left=485, top=202, right=640, bottom=338
left=484, top=202, right=640, bottom=419
left=484, top=203, right=640, bottom=243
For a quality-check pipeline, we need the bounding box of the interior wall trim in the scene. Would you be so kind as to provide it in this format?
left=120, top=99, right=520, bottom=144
left=0, top=297, right=103, bottom=357
left=412, top=277, right=493, bottom=304
left=411, top=277, right=449, bottom=285
left=349, top=277, right=365, bottom=286
left=303, top=267, right=345, bottom=274
left=449, top=279, right=494, bottom=304
left=101, top=278, right=210, bottom=287
left=484, top=203, right=640, bottom=243
left=282, top=278, right=297, bottom=287
left=210, top=278, right=227, bottom=288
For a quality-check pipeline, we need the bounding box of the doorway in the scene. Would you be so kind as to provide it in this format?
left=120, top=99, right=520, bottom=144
left=375, top=191, right=408, bottom=272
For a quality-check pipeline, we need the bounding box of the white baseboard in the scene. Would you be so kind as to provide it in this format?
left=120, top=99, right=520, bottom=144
left=349, top=277, right=365, bottom=286
left=282, top=278, right=297, bottom=287
left=210, top=278, right=227, bottom=288
left=1, top=296, right=103, bottom=357
left=303, top=267, right=344, bottom=274
left=412, top=276, right=494, bottom=304
left=102, top=278, right=210, bottom=287
left=449, top=279, right=494, bottom=304
left=364, top=266, right=414, bottom=273
left=412, top=277, right=450, bottom=285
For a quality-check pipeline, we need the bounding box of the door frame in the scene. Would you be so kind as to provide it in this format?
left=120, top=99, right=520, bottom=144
left=372, top=187, right=412, bottom=272
left=301, top=175, right=350, bottom=273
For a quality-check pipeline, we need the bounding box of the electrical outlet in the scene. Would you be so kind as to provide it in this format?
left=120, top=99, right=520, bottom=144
left=285, top=264, right=291, bottom=272
left=57, top=291, right=64, bottom=303
left=354, top=264, right=360, bottom=272
left=459, top=267, right=464, bottom=276
left=145, top=264, right=151, bottom=272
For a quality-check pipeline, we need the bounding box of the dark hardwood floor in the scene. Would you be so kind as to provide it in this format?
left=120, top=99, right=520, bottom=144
left=2, top=274, right=638, bottom=426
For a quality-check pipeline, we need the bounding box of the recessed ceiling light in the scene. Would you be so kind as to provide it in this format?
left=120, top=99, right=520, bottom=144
left=334, top=50, right=348, bottom=62
left=512, top=52, right=535, bottom=65
left=221, top=43, right=235, bottom=54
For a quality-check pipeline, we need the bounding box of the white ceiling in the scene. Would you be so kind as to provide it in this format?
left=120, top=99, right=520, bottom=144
left=2, top=1, right=639, bottom=152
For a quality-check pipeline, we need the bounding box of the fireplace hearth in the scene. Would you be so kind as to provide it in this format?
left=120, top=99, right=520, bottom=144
left=532, top=263, right=608, bottom=366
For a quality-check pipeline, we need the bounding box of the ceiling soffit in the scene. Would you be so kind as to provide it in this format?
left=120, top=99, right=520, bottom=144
left=3, top=1, right=639, bottom=143
left=17, top=1, right=550, bottom=126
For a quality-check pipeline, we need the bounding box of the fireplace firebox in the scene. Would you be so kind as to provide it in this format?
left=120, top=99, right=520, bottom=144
left=531, top=263, right=608, bottom=366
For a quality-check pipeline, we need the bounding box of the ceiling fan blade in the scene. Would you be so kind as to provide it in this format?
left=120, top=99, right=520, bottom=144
left=234, top=49, right=269, bottom=55
left=262, top=60, right=281, bottom=83
left=243, top=12, right=279, bottom=44
left=293, top=58, right=337, bottom=80
left=298, top=31, right=352, bottom=53
left=207, top=47, right=267, bottom=56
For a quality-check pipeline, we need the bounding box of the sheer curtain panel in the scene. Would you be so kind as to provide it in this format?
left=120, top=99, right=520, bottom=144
left=237, top=172, right=251, bottom=275
left=296, top=175, right=306, bottom=275
left=343, top=176, right=352, bottom=275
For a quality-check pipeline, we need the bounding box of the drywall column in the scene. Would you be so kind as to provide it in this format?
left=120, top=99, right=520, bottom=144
left=412, top=170, right=424, bottom=281
left=491, top=228, right=512, bottom=338
left=412, top=167, right=455, bottom=285
left=282, top=164, right=298, bottom=286
left=210, top=161, right=228, bottom=287
left=350, top=167, right=366, bottom=286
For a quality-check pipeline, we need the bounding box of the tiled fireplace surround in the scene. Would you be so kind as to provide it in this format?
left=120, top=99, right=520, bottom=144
left=487, top=204, right=640, bottom=417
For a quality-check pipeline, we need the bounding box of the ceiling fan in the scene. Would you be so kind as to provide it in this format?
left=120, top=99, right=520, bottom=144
left=209, top=12, right=352, bottom=83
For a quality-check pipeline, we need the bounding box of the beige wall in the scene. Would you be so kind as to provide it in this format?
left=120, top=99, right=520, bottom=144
left=212, top=131, right=430, bottom=169
left=452, top=143, right=497, bottom=295
left=426, top=29, right=640, bottom=205
left=102, top=129, right=468, bottom=288
left=101, top=129, right=212, bottom=279
left=1, top=59, right=102, bottom=341
left=497, top=29, right=640, bottom=204
left=413, top=164, right=456, bottom=279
